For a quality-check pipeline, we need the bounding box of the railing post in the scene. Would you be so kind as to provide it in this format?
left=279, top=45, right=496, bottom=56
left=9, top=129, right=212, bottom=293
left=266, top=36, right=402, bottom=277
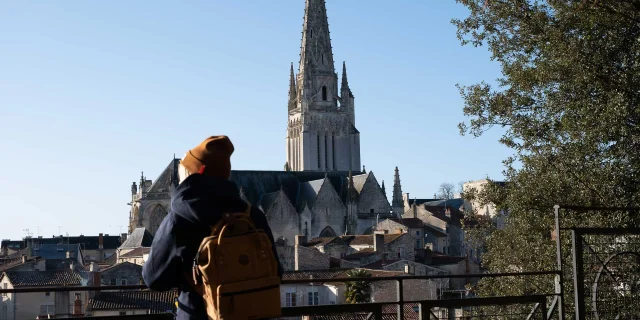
left=397, top=279, right=404, bottom=320
left=373, top=303, right=383, bottom=320
left=571, top=229, right=585, bottom=320
left=554, top=205, right=566, bottom=320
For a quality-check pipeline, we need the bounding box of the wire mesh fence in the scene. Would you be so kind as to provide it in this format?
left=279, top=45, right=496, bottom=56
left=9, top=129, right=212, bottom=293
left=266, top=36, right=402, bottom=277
left=573, top=229, right=640, bottom=320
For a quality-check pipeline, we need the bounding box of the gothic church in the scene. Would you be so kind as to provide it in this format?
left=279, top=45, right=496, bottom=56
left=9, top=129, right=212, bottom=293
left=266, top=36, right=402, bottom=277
left=127, top=0, right=404, bottom=245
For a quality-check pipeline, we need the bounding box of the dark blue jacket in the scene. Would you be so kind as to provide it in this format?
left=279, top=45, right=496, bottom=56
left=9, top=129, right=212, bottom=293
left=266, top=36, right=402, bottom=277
left=142, top=174, right=283, bottom=320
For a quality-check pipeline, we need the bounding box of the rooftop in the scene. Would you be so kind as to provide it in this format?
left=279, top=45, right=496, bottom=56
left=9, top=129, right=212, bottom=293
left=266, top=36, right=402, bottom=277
left=88, top=289, right=178, bottom=314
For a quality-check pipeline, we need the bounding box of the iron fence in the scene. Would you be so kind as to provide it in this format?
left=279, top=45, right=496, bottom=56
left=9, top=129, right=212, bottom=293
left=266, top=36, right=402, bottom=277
left=554, top=205, right=640, bottom=320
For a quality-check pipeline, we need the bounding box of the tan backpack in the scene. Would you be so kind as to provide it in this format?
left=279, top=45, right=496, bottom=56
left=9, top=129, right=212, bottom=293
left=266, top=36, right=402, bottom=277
left=192, top=204, right=282, bottom=320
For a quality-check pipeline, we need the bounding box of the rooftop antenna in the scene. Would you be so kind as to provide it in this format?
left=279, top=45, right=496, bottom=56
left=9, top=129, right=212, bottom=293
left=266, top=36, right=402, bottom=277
left=22, top=228, right=32, bottom=238
left=57, top=226, right=63, bottom=236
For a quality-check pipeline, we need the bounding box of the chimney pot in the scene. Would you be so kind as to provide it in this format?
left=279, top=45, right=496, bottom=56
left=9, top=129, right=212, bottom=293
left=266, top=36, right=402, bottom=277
left=99, top=233, right=104, bottom=249
left=295, top=235, right=307, bottom=246
left=89, top=262, right=99, bottom=272
left=21, top=254, right=27, bottom=264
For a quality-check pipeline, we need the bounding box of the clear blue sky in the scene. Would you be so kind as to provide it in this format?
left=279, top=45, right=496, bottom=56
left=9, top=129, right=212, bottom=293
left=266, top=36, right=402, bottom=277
left=0, top=1, right=509, bottom=240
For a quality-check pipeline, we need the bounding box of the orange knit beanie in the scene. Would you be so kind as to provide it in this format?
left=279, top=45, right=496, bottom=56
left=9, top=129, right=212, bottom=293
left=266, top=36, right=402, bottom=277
left=180, top=136, right=235, bottom=179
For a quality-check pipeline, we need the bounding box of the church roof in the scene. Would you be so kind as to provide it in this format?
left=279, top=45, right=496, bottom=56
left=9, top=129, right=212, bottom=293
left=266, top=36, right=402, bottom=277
left=260, top=191, right=281, bottom=213
left=351, top=173, right=369, bottom=194
left=229, top=170, right=361, bottom=212
left=120, top=228, right=153, bottom=249
left=143, top=159, right=180, bottom=196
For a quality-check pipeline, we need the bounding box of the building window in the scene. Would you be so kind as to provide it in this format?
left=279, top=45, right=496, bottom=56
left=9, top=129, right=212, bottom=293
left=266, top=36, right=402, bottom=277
left=45, top=292, right=50, bottom=297
left=308, top=291, right=319, bottom=305
left=324, top=135, right=328, bottom=168
left=110, top=279, right=116, bottom=286
left=397, top=247, right=405, bottom=259
left=40, top=305, right=55, bottom=315
left=119, top=311, right=127, bottom=316
left=317, top=135, right=321, bottom=169
left=331, top=135, right=335, bottom=169
left=121, top=279, right=127, bottom=286
left=322, top=86, right=327, bottom=101
left=285, top=292, right=297, bottom=307
left=310, top=29, right=313, bottom=38
left=416, top=231, right=420, bottom=236
left=416, top=240, right=421, bottom=249
left=370, top=209, right=374, bottom=214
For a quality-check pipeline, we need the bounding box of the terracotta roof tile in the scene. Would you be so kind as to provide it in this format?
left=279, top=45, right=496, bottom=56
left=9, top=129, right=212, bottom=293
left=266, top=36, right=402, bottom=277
left=88, top=289, right=178, bottom=314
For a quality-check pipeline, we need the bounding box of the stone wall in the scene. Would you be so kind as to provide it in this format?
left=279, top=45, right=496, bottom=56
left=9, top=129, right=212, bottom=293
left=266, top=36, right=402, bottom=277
left=266, top=192, right=300, bottom=245
left=371, top=279, right=442, bottom=302
left=357, top=174, right=391, bottom=216
left=100, top=263, right=142, bottom=286
left=277, top=246, right=295, bottom=271
left=310, top=179, right=347, bottom=238
left=385, top=234, right=415, bottom=262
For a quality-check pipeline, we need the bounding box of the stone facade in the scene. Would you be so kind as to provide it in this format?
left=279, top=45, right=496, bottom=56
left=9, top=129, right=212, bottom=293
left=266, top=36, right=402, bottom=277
left=100, top=262, right=143, bottom=286
left=285, top=0, right=360, bottom=172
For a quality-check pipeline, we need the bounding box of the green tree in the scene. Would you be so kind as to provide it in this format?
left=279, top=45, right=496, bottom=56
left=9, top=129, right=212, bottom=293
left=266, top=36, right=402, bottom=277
left=344, top=269, right=372, bottom=304
left=452, top=0, right=640, bottom=311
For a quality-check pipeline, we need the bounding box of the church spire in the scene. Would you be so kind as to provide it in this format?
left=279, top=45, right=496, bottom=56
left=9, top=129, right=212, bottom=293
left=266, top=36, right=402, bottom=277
left=299, top=0, right=335, bottom=76
left=288, top=62, right=297, bottom=111
left=392, top=167, right=404, bottom=216
left=340, top=62, right=352, bottom=96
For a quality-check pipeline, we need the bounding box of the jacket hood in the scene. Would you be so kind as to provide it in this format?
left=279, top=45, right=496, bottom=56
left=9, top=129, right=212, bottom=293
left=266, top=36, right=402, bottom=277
left=170, top=174, right=248, bottom=225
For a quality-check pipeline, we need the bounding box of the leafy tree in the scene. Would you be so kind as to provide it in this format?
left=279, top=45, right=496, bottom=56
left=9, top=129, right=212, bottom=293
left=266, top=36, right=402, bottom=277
left=345, top=269, right=372, bottom=304
left=452, top=0, right=640, bottom=313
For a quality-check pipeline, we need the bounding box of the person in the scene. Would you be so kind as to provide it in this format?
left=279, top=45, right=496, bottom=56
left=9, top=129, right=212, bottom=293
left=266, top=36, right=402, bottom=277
left=142, top=135, right=283, bottom=320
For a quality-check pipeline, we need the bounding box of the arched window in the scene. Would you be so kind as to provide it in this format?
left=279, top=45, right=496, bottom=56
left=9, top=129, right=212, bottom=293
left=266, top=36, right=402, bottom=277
left=319, top=226, right=337, bottom=238
left=322, top=86, right=327, bottom=101
left=121, top=279, right=127, bottom=286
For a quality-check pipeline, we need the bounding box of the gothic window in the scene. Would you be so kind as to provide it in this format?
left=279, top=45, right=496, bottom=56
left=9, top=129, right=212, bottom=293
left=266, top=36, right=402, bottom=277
left=317, top=135, right=321, bottom=170
left=331, top=135, right=335, bottom=169
left=149, top=205, right=167, bottom=233
left=319, top=226, right=336, bottom=238
left=322, top=86, right=327, bottom=101
left=321, top=54, right=324, bottom=65
left=304, top=222, right=308, bottom=236
left=310, top=29, right=313, bottom=39
left=324, top=134, right=328, bottom=169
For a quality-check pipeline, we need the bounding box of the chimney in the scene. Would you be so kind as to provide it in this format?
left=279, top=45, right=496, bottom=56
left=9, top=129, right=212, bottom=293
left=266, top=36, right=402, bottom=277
left=295, top=235, right=307, bottom=246
left=70, top=261, right=75, bottom=271
left=374, top=234, right=384, bottom=255
left=121, top=233, right=128, bottom=243
left=66, top=251, right=73, bottom=259
left=73, top=294, right=82, bottom=315
left=404, top=264, right=414, bottom=275
left=98, top=233, right=104, bottom=249
left=89, top=262, right=99, bottom=272
left=21, top=254, right=27, bottom=264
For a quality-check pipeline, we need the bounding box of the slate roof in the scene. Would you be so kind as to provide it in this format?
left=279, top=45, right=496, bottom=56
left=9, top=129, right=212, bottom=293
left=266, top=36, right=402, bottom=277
left=143, top=159, right=180, bottom=195
left=32, top=244, right=82, bottom=260
left=407, top=199, right=440, bottom=207
left=306, top=234, right=406, bottom=248
left=4, top=269, right=87, bottom=287
left=351, top=173, right=369, bottom=193
left=429, top=253, right=466, bottom=265
left=88, top=289, right=178, bottom=313
left=120, top=247, right=151, bottom=258
left=120, top=228, right=154, bottom=249
left=423, top=224, right=447, bottom=237
left=306, top=304, right=419, bottom=320
left=100, top=261, right=142, bottom=274
left=45, top=259, right=86, bottom=272
left=387, top=218, right=425, bottom=229
left=342, top=248, right=376, bottom=260
left=260, top=191, right=281, bottom=212
left=2, top=235, right=122, bottom=251
left=360, top=259, right=403, bottom=270
left=282, top=269, right=351, bottom=281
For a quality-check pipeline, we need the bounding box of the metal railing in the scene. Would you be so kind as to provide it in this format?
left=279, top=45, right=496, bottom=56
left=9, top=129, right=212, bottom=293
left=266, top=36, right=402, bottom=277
left=0, top=271, right=560, bottom=320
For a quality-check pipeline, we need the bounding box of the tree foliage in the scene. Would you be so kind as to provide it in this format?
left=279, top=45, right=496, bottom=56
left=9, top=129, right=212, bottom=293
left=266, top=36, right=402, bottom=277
left=345, top=269, right=372, bottom=304
left=453, top=0, right=640, bottom=306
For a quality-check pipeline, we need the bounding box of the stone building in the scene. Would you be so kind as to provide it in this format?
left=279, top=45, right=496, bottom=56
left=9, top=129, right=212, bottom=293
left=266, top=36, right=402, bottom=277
left=99, top=262, right=143, bottom=287
left=125, top=0, right=407, bottom=245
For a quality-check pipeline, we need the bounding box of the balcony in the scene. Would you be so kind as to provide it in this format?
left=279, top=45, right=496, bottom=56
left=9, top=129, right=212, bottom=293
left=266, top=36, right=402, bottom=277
left=0, top=271, right=559, bottom=320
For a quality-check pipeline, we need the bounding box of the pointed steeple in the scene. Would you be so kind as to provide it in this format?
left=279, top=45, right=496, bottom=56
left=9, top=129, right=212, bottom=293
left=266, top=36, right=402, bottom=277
left=340, top=61, right=353, bottom=99
left=288, top=63, right=297, bottom=111
left=299, top=0, right=335, bottom=76
left=381, top=180, right=386, bottom=197
left=392, top=167, right=404, bottom=216
left=347, top=170, right=357, bottom=201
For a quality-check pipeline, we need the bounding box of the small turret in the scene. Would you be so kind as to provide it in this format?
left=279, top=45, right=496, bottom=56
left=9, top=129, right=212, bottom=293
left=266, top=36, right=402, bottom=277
left=131, top=182, right=137, bottom=196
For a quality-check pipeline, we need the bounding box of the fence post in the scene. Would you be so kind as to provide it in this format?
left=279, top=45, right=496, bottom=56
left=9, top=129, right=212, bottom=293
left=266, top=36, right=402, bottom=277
left=571, top=229, right=585, bottom=320
left=397, top=279, right=404, bottom=320
left=554, top=205, right=565, bottom=320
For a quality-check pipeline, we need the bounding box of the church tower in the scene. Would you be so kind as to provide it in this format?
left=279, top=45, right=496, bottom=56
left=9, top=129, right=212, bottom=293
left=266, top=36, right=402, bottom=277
left=285, top=0, right=361, bottom=172
left=392, top=167, right=404, bottom=216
